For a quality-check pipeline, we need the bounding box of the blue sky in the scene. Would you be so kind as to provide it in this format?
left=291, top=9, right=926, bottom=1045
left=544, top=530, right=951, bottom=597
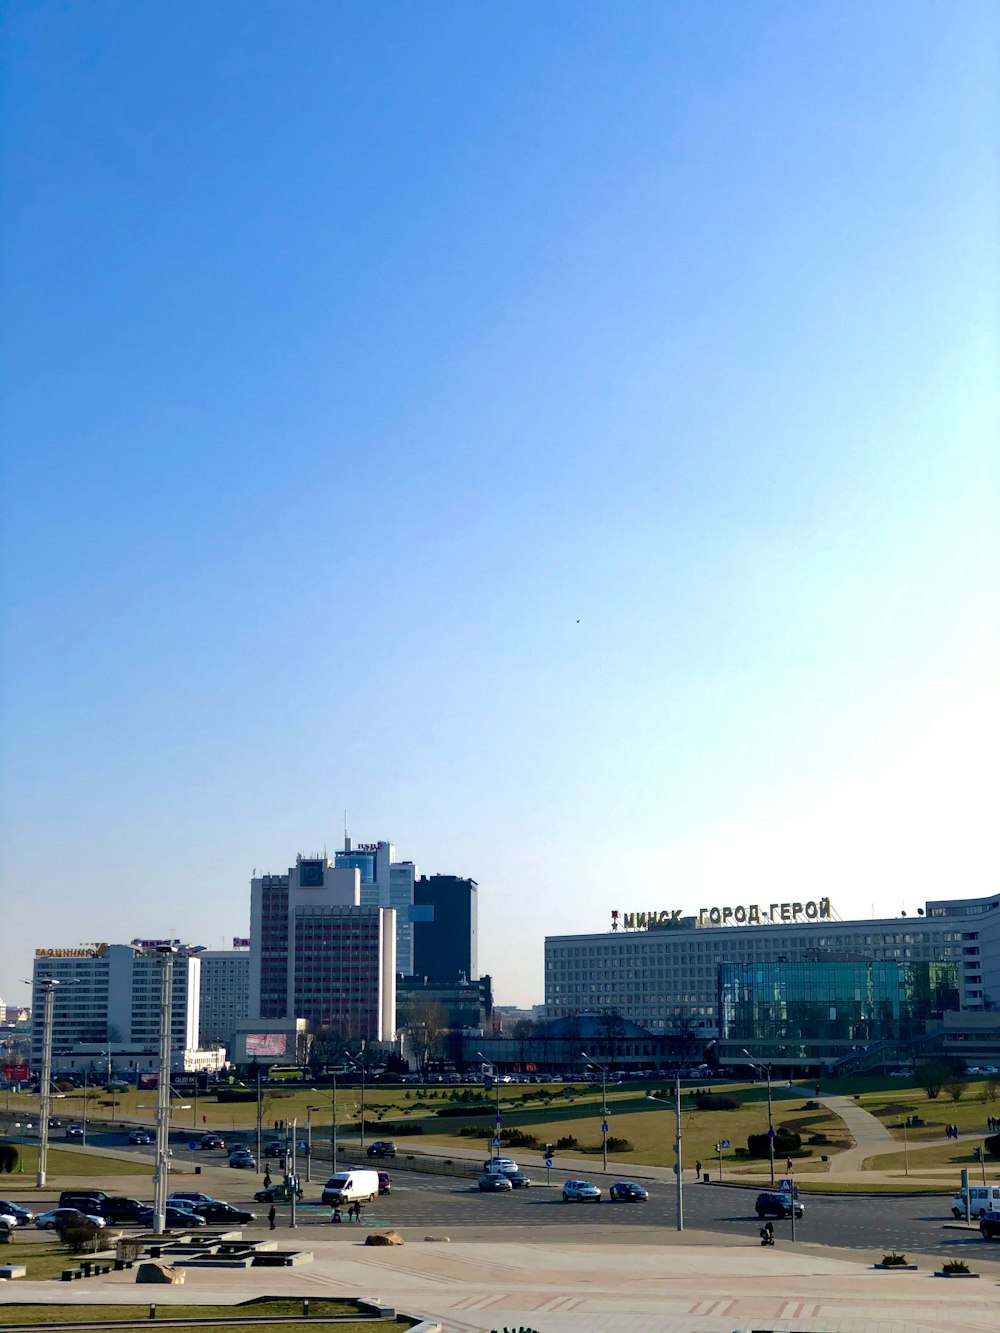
left=2, top=2, right=997, bottom=1008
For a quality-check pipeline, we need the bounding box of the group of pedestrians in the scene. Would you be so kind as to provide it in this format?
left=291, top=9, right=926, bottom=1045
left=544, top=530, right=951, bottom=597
left=945, top=1123, right=961, bottom=1139
left=330, top=1202, right=364, bottom=1223
left=987, top=1116, right=1000, bottom=1133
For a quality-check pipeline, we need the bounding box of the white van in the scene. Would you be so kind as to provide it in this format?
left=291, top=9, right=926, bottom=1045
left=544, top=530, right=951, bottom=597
left=950, top=1184, right=1000, bottom=1218
left=321, top=1169, right=380, bottom=1207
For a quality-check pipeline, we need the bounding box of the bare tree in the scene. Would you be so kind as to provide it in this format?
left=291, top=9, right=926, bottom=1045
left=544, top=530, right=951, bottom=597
left=402, top=998, right=449, bottom=1074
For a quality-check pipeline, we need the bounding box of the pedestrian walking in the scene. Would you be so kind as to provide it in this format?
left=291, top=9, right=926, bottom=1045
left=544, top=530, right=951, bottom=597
left=263, top=1167, right=272, bottom=1189
left=695, top=1160, right=702, bottom=1177
left=331, top=1207, right=342, bottom=1224
left=267, top=1205, right=276, bottom=1231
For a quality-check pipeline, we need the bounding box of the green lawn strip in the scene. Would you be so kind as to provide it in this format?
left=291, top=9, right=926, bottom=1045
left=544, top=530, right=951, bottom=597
left=0, top=1322, right=409, bottom=1333
left=0, top=1145, right=150, bottom=1177
left=854, top=1085, right=1000, bottom=1144
left=861, top=1141, right=997, bottom=1172
left=785, top=1179, right=951, bottom=1196
left=0, top=1302, right=362, bottom=1323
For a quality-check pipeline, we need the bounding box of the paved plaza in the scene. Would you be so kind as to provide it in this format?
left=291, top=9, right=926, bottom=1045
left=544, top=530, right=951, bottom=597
left=3, top=1226, right=1000, bottom=1333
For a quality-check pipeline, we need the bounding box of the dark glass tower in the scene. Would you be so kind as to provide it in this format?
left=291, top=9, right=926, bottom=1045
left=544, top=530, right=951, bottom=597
left=412, top=875, right=478, bottom=982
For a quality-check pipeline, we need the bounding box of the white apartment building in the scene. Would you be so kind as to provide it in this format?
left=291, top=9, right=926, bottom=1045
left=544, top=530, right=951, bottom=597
left=30, top=943, right=201, bottom=1069
left=198, top=949, right=250, bottom=1050
left=335, top=837, right=417, bottom=975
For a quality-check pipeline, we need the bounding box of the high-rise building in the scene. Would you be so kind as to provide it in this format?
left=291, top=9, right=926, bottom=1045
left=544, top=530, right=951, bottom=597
left=335, top=837, right=417, bottom=975
left=249, top=853, right=396, bottom=1041
left=30, top=944, right=201, bottom=1069
left=198, top=949, right=250, bottom=1049
left=412, top=874, right=478, bottom=982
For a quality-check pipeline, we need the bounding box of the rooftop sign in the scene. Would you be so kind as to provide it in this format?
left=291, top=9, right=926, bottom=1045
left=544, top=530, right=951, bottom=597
left=614, top=899, right=833, bottom=931
left=35, top=944, right=108, bottom=958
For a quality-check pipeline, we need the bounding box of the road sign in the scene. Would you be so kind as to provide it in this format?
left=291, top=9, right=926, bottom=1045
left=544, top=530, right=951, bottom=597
left=767, top=1127, right=775, bottom=1138
left=492, top=1137, right=501, bottom=1148
left=544, top=1157, right=553, bottom=1168
left=720, top=1139, right=730, bottom=1149
left=601, top=1121, right=608, bottom=1134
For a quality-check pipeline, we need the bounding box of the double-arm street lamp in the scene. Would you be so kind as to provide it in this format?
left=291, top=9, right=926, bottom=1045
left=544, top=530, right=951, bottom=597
left=646, top=1072, right=684, bottom=1231
left=476, top=1051, right=501, bottom=1163
left=741, top=1049, right=775, bottom=1186
left=580, top=1051, right=609, bottom=1173
left=310, top=1073, right=339, bottom=1175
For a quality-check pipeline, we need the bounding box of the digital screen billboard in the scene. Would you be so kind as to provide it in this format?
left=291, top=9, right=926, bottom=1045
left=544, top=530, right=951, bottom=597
left=245, top=1032, right=287, bottom=1057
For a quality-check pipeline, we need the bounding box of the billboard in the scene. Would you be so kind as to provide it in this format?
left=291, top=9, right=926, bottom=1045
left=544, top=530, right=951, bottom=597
left=2, top=1063, right=29, bottom=1082
left=137, top=1072, right=159, bottom=1090
left=246, top=1032, right=287, bottom=1057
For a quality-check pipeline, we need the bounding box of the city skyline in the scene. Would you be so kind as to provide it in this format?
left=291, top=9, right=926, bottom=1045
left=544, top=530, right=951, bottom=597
left=2, top=4, right=997, bottom=1008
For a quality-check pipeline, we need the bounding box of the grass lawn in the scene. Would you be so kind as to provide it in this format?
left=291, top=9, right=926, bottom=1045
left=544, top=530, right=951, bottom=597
left=0, top=1145, right=151, bottom=1177
left=861, top=1141, right=999, bottom=1173
left=1, top=1238, right=84, bottom=1281
left=413, top=1097, right=852, bottom=1174
left=790, top=1179, right=952, bottom=1196
left=855, top=1084, right=1000, bottom=1143
left=0, top=1301, right=363, bottom=1322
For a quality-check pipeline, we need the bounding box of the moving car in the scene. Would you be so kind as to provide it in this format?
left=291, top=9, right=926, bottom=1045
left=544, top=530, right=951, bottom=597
left=136, top=1204, right=207, bottom=1229
left=478, top=1172, right=513, bottom=1191
left=0, top=1200, right=34, bottom=1225
left=482, top=1156, right=519, bottom=1175
left=199, top=1133, right=225, bottom=1150
left=253, top=1181, right=298, bottom=1204
left=263, top=1140, right=285, bottom=1158
left=377, top=1170, right=391, bottom=1195
left=36, top=1208, right=106, bottom=1230
left=228, top=1147, right=256, bottom=1169
left=562, top=1180, right=601, bottom=1202
left=951, top=1185, right=1000, bottom=1219
left=507, top=1171, right=531, bottom=1189
left=65, top=1123, right=83, bottom=1140
left=191, top=1201, right=257, bottom=1224
left=755, top=1191, right=804, bottom=1219
left=128, top=1129, right=152, bottom=1145
left=610, top=1181, right=648, bottom=1202
left=366, top=1140, right=397, bottom=1159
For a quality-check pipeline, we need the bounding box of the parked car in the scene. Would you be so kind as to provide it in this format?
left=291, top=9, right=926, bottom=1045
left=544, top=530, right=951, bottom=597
left=478, top=1172, right=513, bottom=1192
left=128, top=1129, right=152, bottom=1145
left=562, top=1180, right=601, bottom=1202
left=755, top=1191, right=804, bottom=1219
left=366, top=1140, right=397, bottom=1159
left=59, top=1190, right=111, bottom=1211
left=136, top=1205, right=207, bottom=1229
left=888, top=1069, right=912, bottom=1079
left=377, top=1170, right=391, bottom=1195
left=951, top=1185, right=1000, bottom=1219
left=191, top=1201, right=257, bottom=1224
left=101, top=1197, right=149, bottom=1224
left=610, top=1181, right=648, bottom=1202
left=980, top=1210, right=1000, bottom=1241
left=507, top=1171, right=531, bottom=1189
left=199, top=1133, right=225, bottom=1150
left=36, top=1208, right=106, bottom=1230
left=0, top=1200, right=34, bottom=1225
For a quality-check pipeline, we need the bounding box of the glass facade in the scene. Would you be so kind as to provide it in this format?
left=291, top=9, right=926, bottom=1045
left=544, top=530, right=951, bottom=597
left=720, top=959, right=959, bottom=1059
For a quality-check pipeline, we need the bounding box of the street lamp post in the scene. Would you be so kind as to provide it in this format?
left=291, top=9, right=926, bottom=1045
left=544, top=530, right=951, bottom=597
left=306, top=1107, right=314, bottom=1184
left=581, top=1051, right=608, bottom=1173
left=742, top=1050, right=775, bottom=1186
left=36, top=977, right=60, bottom=1188
left=309, top=1076, right=338, bottom=1175
left=476, top=1051, right=501, bottom=1164
left=646, top=1076, right=684, bottom=1231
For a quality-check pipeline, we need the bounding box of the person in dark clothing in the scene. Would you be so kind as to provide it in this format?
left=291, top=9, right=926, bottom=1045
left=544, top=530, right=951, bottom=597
left=267, top=1205, right=276, bottom=1231
left=263, top=1167, right=272, bottom=1189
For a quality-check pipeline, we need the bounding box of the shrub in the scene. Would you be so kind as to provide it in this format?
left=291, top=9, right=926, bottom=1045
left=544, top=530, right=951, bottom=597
left=501, top=1129, right=538, bottom=1148
left=555, top=1135, right=578, bottom=1150
left=983, top=1133, right=1000, bottom=1159
left=802, top=1100, right=820, bottom=1111
left=0, top=1142, right=19, bottom=1174
left=606, top=1137, right=633, bottom=1152
left=116, top=1237, right=143, bottom=1263
left=880, top=1252, right=908, bottom=1267
left=807, top=1132, right=830, bottom=1145
left=693, top=1094, right=741, bottom=1112
left=942, top=1259, right=970, bottom=1274
left=916, top=1061, right=950, bottom=1099
left=747, top=1128, right=801, bottom=1159
left=57, top=1223, right=104, bottom=1254
left=945, top=1080, right=969, bottom=1103
left=435, top=1104, right=491, bottom=1118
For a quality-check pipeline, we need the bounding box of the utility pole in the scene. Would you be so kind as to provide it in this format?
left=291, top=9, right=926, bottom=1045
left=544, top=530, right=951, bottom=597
left=152, top=948, right=175, bottom=1235
left=581, top=1051, right=608, bottom=1173
left=36, top=977, right=60, bottom=1187
left=288, top=1117, right=298, bottom=1228
left=674, top=1071, right=683, bottom=1232
left=255, top=1066, right=263, bottom=1174
left=742, top=1050, right=775, bottom=1187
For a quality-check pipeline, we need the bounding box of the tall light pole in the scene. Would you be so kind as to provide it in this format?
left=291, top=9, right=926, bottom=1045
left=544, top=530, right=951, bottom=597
left=310, top=1076, right=338, bottom=1175
left=35, top=977, right=60, bottom=1187
left=742, top=1050, right=774, bottom=1186
left=476, top=1051, right=501, bottom=1164
left=153, top=947, right=176, bottom=1234
left=646, top=1076, right=684, bottom=1231
left=581, top=1051, right=608, bottom=1173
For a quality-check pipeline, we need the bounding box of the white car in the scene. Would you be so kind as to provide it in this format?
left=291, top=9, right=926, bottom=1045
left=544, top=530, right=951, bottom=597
left=980, top=1065, right=999, bottom=1076
left=562, top=1179, right=602, bottom=1202
left=888, top=1069, right=912, bottom=1078
left=35, top=1208, right=106, bottom=1229
left=482, top=1156, right=518, bottom=1175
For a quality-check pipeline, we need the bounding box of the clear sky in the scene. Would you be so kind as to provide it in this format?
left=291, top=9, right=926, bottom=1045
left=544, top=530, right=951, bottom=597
left=1, top=2, right=997, bottom=1010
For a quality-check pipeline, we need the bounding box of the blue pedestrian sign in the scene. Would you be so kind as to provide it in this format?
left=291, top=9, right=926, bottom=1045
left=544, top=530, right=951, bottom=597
left=720, top=1139, right=730, bottom=1149
left=492, top=1136, right=501, bottom=1148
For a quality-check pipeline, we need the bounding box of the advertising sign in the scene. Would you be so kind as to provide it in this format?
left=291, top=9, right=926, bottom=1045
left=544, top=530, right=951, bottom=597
left=232, top=937, right=250, bottom=949
left=246, top=1032, right=287, bottom=1057
left=138, top=1072, right=159, bottom=1090
left=2, top=1063, right=29, bottom=1082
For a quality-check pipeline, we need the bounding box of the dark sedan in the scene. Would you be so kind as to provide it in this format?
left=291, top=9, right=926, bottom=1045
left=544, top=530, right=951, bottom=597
left=101, top=1197, right=149, bottom=1224
left=136, top=1205, right=208, bottom=1229
left=610, top=1181, right=649, bottom=1202
left=507, top=1171, right=532, bottom=1189
left=478, top=1173, right=513, bottom=1192
left=980, top=1210, right=1000, bottom=1241
left=191, top=1201, right=256, bottom=1225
